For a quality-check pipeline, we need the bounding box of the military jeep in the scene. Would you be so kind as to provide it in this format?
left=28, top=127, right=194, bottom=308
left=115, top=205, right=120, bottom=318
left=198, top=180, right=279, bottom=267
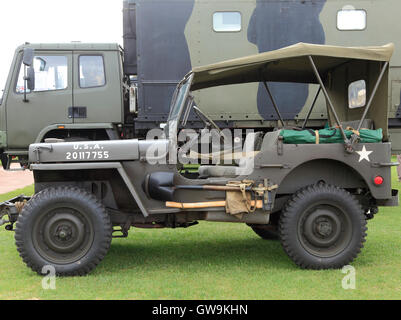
left=1, top=43, right=399, bottom=275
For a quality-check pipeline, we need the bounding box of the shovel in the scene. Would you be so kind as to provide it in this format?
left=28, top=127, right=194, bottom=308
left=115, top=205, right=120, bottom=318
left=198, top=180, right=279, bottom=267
left=143, top=171, right=253, bottom=202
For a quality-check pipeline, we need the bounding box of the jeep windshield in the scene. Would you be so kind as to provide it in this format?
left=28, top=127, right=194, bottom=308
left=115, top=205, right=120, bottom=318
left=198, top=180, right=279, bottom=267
left=165, top=73, right=193, bottom=138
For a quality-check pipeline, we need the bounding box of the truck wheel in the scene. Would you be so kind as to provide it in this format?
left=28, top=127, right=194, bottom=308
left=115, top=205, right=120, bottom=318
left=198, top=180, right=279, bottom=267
left=15, top=187, right=112, bottom=276
left=249, top=225, right=279, bottom=240
left=279, top=183, right=367, bottom=269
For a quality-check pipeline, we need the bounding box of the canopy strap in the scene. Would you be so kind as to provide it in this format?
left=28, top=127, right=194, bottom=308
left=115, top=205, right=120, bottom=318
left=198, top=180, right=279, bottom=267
left=315, top=131, right=320, bottom=144
left=306, top=128, right=337, bottom=144
left=346, top=126, right=360, bottom=136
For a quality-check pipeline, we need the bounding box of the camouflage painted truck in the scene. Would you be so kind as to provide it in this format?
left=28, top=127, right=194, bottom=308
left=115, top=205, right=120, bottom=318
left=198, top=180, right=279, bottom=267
left=4, top=0, right=401, bottom=171
left=123, top=0, right=401, bottom=151
left=1, top=43, right=399, bottom=275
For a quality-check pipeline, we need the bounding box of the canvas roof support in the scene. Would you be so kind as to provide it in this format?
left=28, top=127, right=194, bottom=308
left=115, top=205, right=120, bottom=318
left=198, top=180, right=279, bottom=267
left=302, top=86, right=321, bottom=130
left=187, top=42, right=394, bottom=143
left=308, top=55, right=348, bottom=143
left=262, top=81, right=285, bottom=127
left=356, top=61, right=389, bottom=132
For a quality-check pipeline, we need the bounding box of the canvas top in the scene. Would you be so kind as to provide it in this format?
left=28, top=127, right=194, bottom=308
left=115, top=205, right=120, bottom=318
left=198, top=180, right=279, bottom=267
left=191, top=42, right=394, bottom=90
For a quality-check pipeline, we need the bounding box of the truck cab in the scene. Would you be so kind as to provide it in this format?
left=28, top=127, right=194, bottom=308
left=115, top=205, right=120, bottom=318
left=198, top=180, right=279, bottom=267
left=0, top=43, right=126, bottom=169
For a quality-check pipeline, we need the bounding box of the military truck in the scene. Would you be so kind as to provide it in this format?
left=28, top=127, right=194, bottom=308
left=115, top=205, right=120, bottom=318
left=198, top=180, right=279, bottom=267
left=3, top=0, right=401, bottom=171
left=123, top=0, right=401, bottom=151
left=1, top=43, right=398, bottom=275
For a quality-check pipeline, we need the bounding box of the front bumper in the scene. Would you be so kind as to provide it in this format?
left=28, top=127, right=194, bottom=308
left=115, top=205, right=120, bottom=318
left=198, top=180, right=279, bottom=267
left=0, top=195, right=31, bottom=229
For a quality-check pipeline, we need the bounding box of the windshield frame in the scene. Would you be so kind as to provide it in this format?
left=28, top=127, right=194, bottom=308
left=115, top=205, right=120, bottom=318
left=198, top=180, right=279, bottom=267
left=165, top=72, right=194, bottom=139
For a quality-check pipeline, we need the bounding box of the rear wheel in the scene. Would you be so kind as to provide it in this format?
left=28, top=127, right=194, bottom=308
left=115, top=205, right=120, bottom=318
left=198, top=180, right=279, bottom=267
left=15, top=187, right=112, bottom=276
left=279, top=183, right=367, bottom=269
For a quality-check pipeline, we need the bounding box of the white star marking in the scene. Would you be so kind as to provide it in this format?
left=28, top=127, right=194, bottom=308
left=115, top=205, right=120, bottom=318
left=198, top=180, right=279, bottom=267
left=356, top=145, right=373, bottom=163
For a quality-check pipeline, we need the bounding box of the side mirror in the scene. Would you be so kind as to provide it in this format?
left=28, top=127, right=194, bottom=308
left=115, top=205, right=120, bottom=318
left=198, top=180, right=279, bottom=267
left=22, top=48, right=34, bottom=67
left=25, top=67, right=35, bottom=91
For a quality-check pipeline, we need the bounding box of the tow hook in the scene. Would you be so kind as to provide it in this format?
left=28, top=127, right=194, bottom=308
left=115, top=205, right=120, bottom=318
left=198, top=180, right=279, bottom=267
left=0, top=195, right=31, bottom=231
left=0, top=211, right=13, bottom=230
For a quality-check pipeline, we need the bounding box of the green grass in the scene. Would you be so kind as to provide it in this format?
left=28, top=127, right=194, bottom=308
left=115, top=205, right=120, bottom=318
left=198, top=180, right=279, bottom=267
left=0, top=170, right=400, bottom=300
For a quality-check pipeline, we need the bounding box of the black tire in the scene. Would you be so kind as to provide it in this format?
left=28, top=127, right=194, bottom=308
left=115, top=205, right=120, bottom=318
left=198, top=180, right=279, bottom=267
left=250, top=225, right=279, bottom=240
left=15, top=187, right=112, bottom=276
left=279, top=183, right=367, bottom=269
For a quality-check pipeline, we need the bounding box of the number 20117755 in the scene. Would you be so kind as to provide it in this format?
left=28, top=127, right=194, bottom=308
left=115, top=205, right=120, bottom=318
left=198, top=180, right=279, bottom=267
left=66, top=151, right=110, bottom=160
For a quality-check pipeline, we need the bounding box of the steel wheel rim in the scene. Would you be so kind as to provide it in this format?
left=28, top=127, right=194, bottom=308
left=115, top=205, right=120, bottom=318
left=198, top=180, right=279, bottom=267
left=33, top=205, right=94, bottom=265
left=297, top=201, right=353, bottom=258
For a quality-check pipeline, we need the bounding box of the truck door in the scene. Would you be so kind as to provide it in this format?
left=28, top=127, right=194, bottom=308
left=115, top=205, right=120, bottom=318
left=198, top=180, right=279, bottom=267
left=6, top=51, right=73, bottom=149
left=71, top=51, right=123, bottom=124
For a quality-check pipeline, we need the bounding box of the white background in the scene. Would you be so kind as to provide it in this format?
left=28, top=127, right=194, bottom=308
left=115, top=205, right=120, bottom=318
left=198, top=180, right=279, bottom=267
left=0, top=0, right=122, bottom=96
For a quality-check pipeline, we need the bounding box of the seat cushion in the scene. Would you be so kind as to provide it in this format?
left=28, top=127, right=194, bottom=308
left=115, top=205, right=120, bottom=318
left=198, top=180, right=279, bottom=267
left=198, top=165, right=238, bottom=178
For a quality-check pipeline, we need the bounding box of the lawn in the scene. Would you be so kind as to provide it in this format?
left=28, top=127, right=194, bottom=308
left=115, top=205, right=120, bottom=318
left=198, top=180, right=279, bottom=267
left=0, top=169, right=400, bottom=300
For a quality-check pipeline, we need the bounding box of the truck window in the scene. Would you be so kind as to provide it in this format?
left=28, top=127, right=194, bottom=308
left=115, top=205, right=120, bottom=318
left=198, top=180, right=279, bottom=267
left=213, top=12, right=241, bottom=32
left=348, top=80, right=366, bottom=109
left=337, top=9, right=366, bottom=31
left=16, top=55, right=68, bottom=93
left=79, top=55, right=106, bottom=88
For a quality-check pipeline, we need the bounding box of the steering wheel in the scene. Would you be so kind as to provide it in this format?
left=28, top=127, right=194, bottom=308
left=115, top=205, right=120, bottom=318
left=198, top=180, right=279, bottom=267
left=192, top=105, right=224, bottom=136
left=178, top=106, right=227, bottom=158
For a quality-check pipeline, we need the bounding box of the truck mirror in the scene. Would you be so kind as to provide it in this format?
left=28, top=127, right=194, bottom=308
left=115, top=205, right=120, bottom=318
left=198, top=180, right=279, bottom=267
left=129, top=85, right=137, bottom=113
left=25, top=67, right=35, bottom=91
left=22, top=48, right=34, bottom=67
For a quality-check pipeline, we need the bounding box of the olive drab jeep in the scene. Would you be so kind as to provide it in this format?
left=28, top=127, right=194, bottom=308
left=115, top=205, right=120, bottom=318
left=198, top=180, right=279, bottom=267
left=1, top=43, right=399, bottom=275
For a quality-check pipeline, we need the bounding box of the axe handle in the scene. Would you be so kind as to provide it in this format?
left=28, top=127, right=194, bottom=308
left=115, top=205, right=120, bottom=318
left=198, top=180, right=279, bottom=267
left=202, top=185, right=251, bottom=191
left=166, top=200, right=263, bottom=209
left=175, top=185, right=251, bottom=192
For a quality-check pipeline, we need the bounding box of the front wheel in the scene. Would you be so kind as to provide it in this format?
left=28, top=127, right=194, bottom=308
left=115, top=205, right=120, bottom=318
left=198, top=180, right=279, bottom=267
left=279, top=183, right=367, bottom=269
left=15, top=187, right=112, bottom=276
